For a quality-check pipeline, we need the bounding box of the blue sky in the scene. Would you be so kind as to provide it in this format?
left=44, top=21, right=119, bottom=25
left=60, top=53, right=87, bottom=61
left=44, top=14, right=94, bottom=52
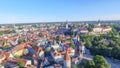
left=0, top=0, right=120, bottom=23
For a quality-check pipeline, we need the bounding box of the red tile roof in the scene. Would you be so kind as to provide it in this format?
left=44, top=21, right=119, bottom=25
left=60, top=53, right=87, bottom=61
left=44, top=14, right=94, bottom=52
left=64, top=52, right=71, bottom=60
left=0, top=52, right=10, bottom=58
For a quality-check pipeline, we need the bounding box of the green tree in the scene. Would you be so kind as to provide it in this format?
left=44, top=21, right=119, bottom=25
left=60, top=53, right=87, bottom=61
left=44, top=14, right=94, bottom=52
left=45, top=47, right=51, bottom=52
left=14, top=55, right=20, bottom=59
left=70, top=41, right=75, bottom=48
left=88, top=24, right=93, bottom=32
left=84, top=61, right=95, bottom=68
left=85, top=55, right=110, bottom=68
left=0, top=31, right=4, bottom=35
left=18, top=38, right=25, bottom=44
left=0, top=40, right=3, bottom=45
left=93, top=55, right=111, bottom=68
left=18, top=62, right=25, bottom=68
left=80, top=24, right=120, bottom=60
left=3, top=45, right=10, bottom=50
left=85, top=39, right=92, bottom=48
left=111, top=46, right=120, bottom=60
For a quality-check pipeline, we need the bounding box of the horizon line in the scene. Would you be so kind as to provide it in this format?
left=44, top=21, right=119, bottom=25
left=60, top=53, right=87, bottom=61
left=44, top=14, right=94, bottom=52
left=0, top=19, right=120, bottom=24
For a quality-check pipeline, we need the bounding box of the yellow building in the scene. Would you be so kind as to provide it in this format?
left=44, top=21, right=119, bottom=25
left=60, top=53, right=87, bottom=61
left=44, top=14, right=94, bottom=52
left=14, top=49, right=28, bottom=56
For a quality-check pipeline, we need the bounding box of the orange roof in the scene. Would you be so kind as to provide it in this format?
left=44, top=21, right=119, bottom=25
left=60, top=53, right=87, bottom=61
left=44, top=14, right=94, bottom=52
left=10, top=42, right=28, bottom=53
left=0, top=38, right=3, bottom=40
left=25, top=42, right=37, bottom=45
left=10, top=44, right=25, bottom=53
left=2, top=35, right=20, bottom=41
left=0, top=52, right=10, bottom=58
left=41, top=31, right=48, bottom=35
left=0, top=54, right=5, bottom=59
left=32, top=46, right=43, bottom=53
left=11, top=42, right=36, bottom=53
left=64, top=52, right=71, bottom=60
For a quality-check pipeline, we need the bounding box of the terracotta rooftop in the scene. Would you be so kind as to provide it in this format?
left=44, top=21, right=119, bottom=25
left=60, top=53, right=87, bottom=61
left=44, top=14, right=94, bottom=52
left=32, top=46, right=43, bottom=53
left=10, top=42, right=33, bottom=54
left=0, top=54, right=5, bottom=59
left=0, top=52, right=10, bottom=58
left=64, top=52, right=71, bottom=60
left=41, top=31, right=48, bottom=35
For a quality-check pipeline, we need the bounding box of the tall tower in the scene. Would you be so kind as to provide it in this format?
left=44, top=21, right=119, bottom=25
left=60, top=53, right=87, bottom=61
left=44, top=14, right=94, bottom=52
left=76, top=35, right=80, bottom=42
left=98, top=19, right=101, bottom=26
left=66, top=20, right=68, bottom=29
left=79, top=41, right=85, bottom=57
left=64, top=52, right=71, bottom=68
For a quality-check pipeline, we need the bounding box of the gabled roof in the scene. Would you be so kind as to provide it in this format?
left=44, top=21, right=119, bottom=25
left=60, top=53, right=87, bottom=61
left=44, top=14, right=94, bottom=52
left=41, top=31, right=48, bottom=35
left=32, top=46, right=43, bottom=53
left=10, top=42, right=33, bottom=54
left=0, top=53, right=5, bottom=59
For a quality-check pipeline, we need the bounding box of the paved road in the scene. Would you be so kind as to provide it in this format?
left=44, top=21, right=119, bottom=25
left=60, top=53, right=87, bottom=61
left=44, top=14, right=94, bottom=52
left=83, top=54, right=93, bottom=61
left=106, top=57, right=120, bottom=68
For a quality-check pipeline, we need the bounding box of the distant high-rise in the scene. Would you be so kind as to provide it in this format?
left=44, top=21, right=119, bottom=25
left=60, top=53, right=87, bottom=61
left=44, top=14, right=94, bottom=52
left=98, top=19, right=101, bottom=26
left=66, top=20, right=68, bottom=29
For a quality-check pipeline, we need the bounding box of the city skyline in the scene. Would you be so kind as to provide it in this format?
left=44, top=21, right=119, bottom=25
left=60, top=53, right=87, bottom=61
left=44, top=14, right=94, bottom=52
left=0, top=0, right=120, bottom=24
